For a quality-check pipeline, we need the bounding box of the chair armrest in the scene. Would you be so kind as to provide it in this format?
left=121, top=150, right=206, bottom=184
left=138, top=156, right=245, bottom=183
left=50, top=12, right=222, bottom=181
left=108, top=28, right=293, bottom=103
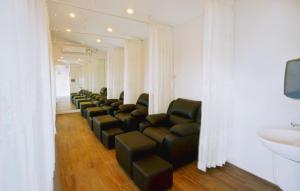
left=131, top=108, right=148, bottom=117
left=162, top=133, right=200, bottom=166
left=139, top=121, right=152, bottom=132
left=170, top=123, right=200, bottom=136
left=111, top=101, right=123, bottom=107
left=119, top=104, right=136, bottom=112
left=105, top=99, right=119, bottom=105
left=146, top=113, right=168, bottom=126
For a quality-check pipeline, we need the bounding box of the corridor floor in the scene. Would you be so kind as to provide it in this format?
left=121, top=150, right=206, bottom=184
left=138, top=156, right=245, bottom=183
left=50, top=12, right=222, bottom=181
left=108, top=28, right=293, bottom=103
left=54, top=112, right=280, bottom=191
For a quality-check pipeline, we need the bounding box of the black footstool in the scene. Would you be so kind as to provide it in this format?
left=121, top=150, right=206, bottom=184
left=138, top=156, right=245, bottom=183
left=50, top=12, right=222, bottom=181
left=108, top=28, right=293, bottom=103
left=75, top=98, right=90, bottom=109
left=133, top=155, right=173, bottom=191
left=115, top=131, right=157, bottom=177
left=80, top=102, right=96, bottom=116
left=102, top=128, right=124, bottom=149
left=93, top=115, right=121, bottom=141
left=85, top=106, right=111, bottom=119
left=88, top=116, right=93, bottom=130
left=72, top=96, right=85, bottom=104
left=70, top=93, right=80, bottom=101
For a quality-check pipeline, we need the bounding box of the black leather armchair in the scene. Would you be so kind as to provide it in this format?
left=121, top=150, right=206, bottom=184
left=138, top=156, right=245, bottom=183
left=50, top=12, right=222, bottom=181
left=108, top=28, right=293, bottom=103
left=140, top=98, right=201, bottom=167
left=85, top=91, right=124, bottom=118
left=92, top=87, right=107, bottom=106
left=114, top=93, right=149, bottom=132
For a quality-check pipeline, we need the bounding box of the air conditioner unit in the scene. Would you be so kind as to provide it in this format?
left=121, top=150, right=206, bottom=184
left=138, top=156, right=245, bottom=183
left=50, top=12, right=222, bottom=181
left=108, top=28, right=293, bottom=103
left=62, top=45, right=86, bottom=54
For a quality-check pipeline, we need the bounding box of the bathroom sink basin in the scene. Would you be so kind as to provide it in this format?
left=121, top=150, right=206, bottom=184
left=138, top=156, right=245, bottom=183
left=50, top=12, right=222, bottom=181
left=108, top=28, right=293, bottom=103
left=257, top=128, right=300, bottom=162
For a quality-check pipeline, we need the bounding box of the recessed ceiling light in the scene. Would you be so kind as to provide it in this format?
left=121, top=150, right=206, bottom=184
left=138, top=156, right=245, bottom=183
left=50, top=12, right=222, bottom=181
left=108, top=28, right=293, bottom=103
left=107, top=27, right=113, bottom=33
left=126, top=8, right=134, bottom=15
left=60, top=56, right=64, bottom=59
left=78, top=58, right=81, bottom=61
left=66, top=28, right=71, bottom=32
left=96, top=39, right=101, bottom=43
left=69, top=13, right=76, bottom=18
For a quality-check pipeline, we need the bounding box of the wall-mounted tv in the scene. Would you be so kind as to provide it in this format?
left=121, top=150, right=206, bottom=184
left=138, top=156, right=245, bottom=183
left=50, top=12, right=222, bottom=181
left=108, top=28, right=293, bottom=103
left=284, top=58, right=300, bottom=99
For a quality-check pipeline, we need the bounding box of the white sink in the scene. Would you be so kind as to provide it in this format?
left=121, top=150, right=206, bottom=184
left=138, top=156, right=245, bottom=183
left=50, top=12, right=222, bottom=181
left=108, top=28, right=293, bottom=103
left=258, top=128, right=300, bottom=191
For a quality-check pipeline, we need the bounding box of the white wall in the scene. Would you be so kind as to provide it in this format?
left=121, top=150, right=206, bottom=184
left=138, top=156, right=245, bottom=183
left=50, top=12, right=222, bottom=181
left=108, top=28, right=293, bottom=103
left=174, top=16, right=203, bottom=100
left=228, top=0, right=300, bottom=183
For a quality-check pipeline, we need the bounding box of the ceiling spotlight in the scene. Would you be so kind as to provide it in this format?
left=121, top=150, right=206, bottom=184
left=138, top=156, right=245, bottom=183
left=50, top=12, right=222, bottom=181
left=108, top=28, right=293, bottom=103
left=78, top=58, right=81, bottom=61
left=96, top=39, right=101, bottom=43
left=107, top=27, right=113, bottom=33
left=60, top=56, right=64, bottom=59
left=66, top=28, right=71, bottom=32
left=126, top=8, right=134, bottom=15
left=69, top=13, right=76, bottom=18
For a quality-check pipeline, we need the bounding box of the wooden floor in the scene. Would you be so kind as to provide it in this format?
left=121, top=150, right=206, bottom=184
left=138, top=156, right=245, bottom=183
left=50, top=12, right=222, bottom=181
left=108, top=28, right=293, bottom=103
left=55, top=112, right=281, bottom=191
left=56, top=96, right=78, bottom=114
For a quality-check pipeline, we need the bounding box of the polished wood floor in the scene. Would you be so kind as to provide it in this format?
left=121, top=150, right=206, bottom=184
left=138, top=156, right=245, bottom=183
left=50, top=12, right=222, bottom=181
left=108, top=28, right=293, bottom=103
left=56, top=96, right=79, bottom=114
left=55, top=112, right=281, bottom=191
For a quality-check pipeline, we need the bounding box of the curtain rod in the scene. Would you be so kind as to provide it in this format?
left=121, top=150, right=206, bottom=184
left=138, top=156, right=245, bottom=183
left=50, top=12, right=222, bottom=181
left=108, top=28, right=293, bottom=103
left=48, top=0, right=150, bottom=25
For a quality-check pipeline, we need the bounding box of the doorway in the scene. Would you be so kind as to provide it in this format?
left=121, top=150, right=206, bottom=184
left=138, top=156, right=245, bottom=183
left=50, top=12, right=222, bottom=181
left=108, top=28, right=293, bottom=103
left=55, top=64, right=77, bottom=113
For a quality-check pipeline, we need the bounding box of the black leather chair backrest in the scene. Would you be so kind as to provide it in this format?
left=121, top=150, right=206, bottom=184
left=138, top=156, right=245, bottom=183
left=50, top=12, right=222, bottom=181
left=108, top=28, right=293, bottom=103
left=167, top=98, right=201, bottom=125
left=119, top=91, right=124, bottom=101
left=136, top=93, right=149, bottom=110
left=100, top=87, right=107, bottom=96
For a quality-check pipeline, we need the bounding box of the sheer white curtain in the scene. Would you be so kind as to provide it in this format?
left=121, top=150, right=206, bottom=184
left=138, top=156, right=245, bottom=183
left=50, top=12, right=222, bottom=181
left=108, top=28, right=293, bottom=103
left=0, top=0, right=55, bottom=190
left=198, top=0, right=235, bottom=171
left=107, top=48, right=124, bottom=99
left=148, top=24, right=174, bottom=114
left=124, top=40, right=144, bottom=103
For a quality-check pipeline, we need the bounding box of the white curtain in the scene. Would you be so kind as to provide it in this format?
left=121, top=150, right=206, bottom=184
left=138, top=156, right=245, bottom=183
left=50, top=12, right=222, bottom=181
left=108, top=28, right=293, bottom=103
left=198, top=0, right=235, bottom=171
left=107, top=48, right=124, bottom=99
left=124, top=40, right=145, bottom=103
left=0, top=0, right=55, bottom=191
left=148, top=24, right=175, bottom=114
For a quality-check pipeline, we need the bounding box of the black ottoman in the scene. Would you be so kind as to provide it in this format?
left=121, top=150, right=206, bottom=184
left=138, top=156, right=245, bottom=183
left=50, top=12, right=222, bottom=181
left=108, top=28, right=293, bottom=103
left=85, top=106, right=111, bottom=119
left=80, top=102, right=96, bottom=116
left=75, top=98, right=90, bottom=109
left=115, top=131, right=157, bottom=177
left=93, top=115, right=121, bottom=141
left=88, top=116, right=93, bottom=130
left=133, top=155, right=173, bottom=191
left=102, top=128, right=124, bottom=149
left=72, top=96, right=85, bottom=104
left=70, top=93, right=80, bottom=101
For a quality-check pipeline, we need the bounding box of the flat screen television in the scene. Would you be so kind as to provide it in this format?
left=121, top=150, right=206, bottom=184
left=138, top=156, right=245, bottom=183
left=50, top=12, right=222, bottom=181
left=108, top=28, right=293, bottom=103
left=284, top=58, right=300, bottom=99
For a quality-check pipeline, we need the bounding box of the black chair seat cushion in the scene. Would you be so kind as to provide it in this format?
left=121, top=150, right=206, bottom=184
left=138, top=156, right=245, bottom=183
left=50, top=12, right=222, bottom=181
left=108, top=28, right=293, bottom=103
left=76, top=99, right=91, bottom=109
left=133, top=155, right=173, bottom=191
left=115, top=112, right=132, bottom=122
left=119, top=104, right=136, bottom=112
left=146, top=114, right=169, bottom=126
left=86, top=106, right=112, bottom=118
left=131, top=108, right=148, bottom=117
left=115, top=131, right=157, bottom=177
left=143, top=127, right=170, bottom=143
left=80, top=102, right=96, bottom=116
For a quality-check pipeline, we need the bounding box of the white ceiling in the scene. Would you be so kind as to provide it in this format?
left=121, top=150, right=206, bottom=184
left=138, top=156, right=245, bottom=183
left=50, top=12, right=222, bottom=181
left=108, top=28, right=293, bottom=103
left=48, top=0, right=203, bottom=51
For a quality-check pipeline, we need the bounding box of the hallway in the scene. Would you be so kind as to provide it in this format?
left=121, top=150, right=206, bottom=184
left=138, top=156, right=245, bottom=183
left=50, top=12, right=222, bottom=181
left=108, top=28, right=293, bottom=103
left=56, top=96, right=78, bottom=114
left=54, top=113, right=280, bottom=191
